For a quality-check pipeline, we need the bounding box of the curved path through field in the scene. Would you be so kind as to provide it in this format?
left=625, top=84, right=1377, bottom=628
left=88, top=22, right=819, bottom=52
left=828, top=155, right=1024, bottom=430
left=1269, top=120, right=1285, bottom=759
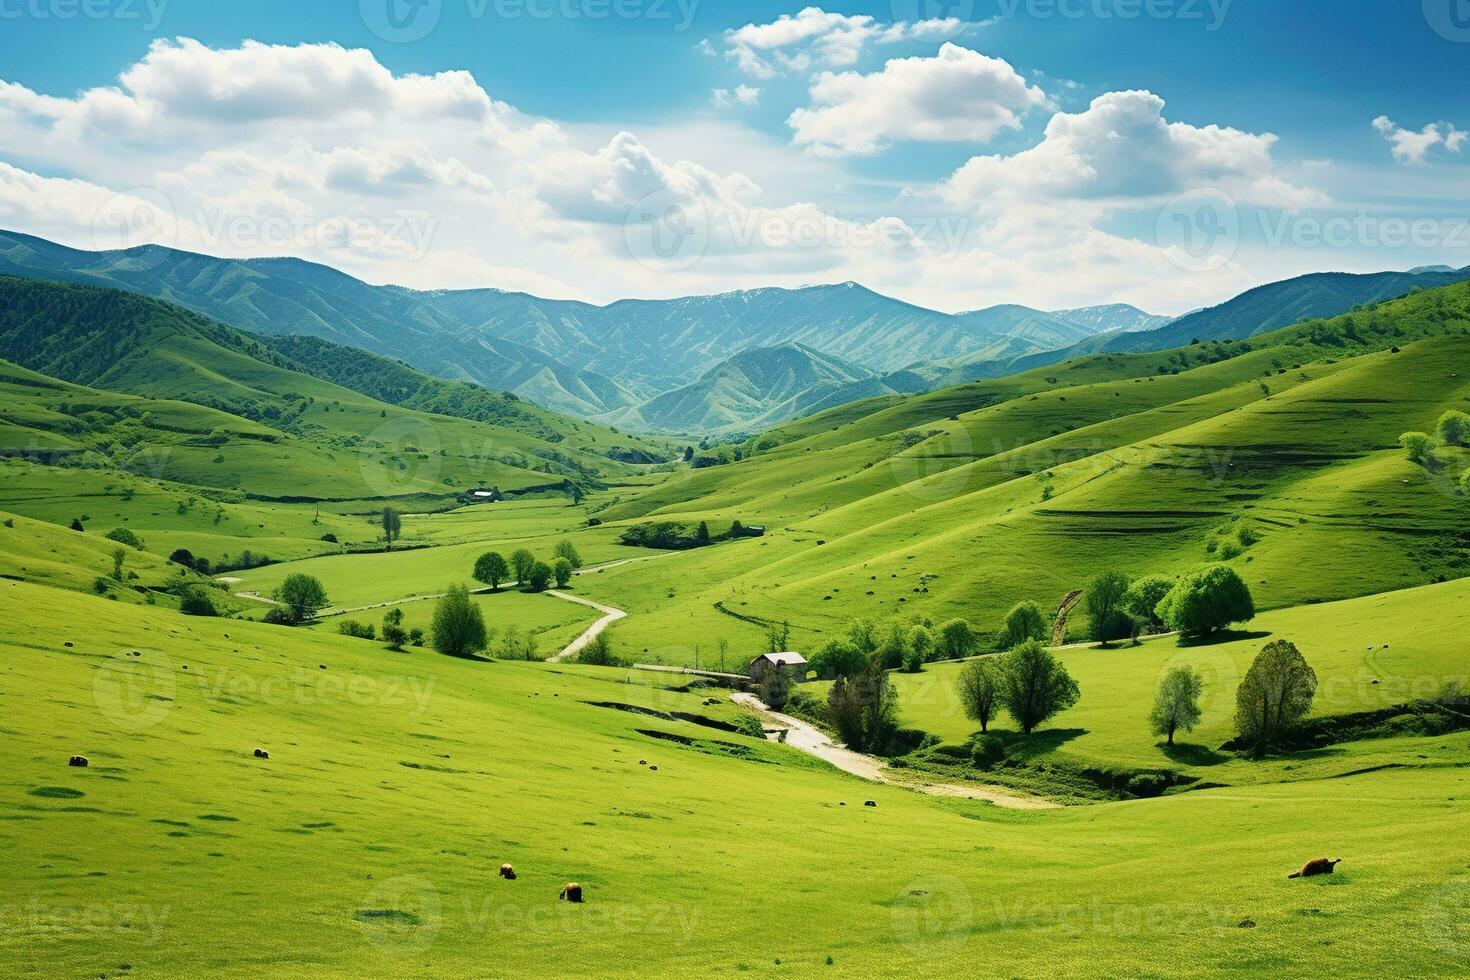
left=544, top=591, right=626, bottom=663
left=730, top=693, right=1057, bottom=810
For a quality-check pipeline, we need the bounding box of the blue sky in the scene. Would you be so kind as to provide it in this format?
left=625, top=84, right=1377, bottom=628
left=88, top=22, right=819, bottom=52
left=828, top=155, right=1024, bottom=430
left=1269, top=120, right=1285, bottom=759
left=0, top=1, right=1465, bottom=313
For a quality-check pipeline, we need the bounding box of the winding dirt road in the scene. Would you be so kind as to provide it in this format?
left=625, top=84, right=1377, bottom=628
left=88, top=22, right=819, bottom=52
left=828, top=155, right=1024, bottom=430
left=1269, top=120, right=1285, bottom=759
left=730, top=693, right=1058, bottom=810
left=544, top=591, right=626, bottom=663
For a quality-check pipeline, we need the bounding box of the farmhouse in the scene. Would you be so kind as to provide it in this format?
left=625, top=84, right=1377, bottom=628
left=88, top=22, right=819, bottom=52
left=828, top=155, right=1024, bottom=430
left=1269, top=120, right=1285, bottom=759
left=747, top=652, right=807, bottom=684
left=459, top=487, right=503, bottom=504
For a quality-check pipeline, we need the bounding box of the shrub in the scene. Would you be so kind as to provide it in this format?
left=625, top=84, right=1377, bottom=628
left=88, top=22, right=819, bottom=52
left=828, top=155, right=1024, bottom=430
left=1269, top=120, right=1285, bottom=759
left=809, top=639, right=866, bottom=680
left=956, top=657, right=1001, bottom=733
left=1156, top=566, right=1255, bottom=638
left=381, top=608, right=408, bottom=650
left=1399, top=431, right=1435, bottom=464
left=272, top=574, right=329, bottom=625
left=1235, top=639, right=1317, bottom=757
left=496, top=625, right=539, bottom=661
left=338, top=620, right=376, bottom=640
left=969, top=732, right=1008, bottom=769
left=320, top=533, right=338, bottom=544
left=473, top=551, right=510, bottom=591
left=104, top=527, right=145, bottom=550
left=733, top=711, right=766, bottom=739
left=408, top=627, right=425, bottom=647
left=576, top=632, right=620, bottom=666
left=1437, top=410, right=1470, bottom=447
left=552, top=557, right=574, bottom=588
left=176, top=585, right=219, bottom=617
left=908, top=625, right=935, bottom=666
left=430, top=584, right=487, bottom=658
left=93, top=576, right=110, bottom=594
left=1003, top=601, right=1048, bottom=648
left=997, top=640, right=1080, bottom=736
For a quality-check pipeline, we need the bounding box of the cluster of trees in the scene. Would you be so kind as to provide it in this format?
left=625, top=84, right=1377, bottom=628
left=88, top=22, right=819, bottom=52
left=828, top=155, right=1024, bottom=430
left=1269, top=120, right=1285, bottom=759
left=619, top=520, right=744, bottom=550
left=1401, top=411, right=1470, bottom=493
left=337, top=607, right=424, bottom=650
left=1072, top=567, right=1255, bottom=644
left=808, top=616, right=987, bottom=679
left=1147, top=639, right=1318, bottom=759
left=471, top=539, right=582, bottom=594
left=956, top=641, right=1081, bottom=737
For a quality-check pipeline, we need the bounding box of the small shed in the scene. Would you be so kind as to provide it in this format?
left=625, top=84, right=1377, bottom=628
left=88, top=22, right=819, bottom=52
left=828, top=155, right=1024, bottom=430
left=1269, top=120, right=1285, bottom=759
left=459, top=487, right=503, bottom=504
left=747, top=652, right=808, bottom=684
left=745, top=525, right=766, bottom=537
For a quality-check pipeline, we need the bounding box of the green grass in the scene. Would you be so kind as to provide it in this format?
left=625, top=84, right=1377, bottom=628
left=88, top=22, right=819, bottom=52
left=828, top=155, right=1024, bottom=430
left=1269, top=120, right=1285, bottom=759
left=6, top=579, right=1470, bottom=977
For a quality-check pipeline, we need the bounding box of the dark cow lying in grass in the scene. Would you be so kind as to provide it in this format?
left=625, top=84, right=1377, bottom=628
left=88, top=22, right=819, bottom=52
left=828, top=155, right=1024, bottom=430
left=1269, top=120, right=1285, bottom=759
left=1288, top=858, right=1342, bottom=879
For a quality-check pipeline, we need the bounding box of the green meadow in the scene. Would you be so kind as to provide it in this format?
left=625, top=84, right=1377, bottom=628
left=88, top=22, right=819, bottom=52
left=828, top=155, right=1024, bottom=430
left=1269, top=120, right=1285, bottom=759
left=4, top=276, right=1470, bottom=976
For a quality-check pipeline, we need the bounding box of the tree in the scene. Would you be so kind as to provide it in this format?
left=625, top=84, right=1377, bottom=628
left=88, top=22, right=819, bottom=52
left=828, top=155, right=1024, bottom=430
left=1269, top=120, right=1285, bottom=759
left=169, top=547, right=196, bottom=569
left=1438, top=410, right=1470, bottom=447
left=430, top=584, right=487, bottom=658
left=767, top=619, right=792, bottom=653
left=906, top=625, right=935, bottom=671
left=1156, top=566, right=1255, bottom=638
left=553, top=539, right=583, bottom=569
left=1149, top=666, right=1203, bottom=745
left=827, top=676, right=864, bottom=748
left=1003, top=601, right=1048, bottom=648
left=381, top=506, right=402, bottom=549
left=695, top=520, right=711, bottom=545
left=810, top=639, right=866, bottom=680
left=1085, top=571, right=1133, bottom=644
left=104, top=527, right=145, bottom=550
left=525, top=561, right=554, bottom=593
left=69, top=518, right=84, bottom=531
left=879, top=622, right=912, bottom=670
left=272, top=574, right=329, bottom=625
left=826, top=658, right=899, bottom=752
left=111, top=547, right=127, bottom=582
left=1125, top=575, right=1175, bottom=633
left=1399, top=431, right=1435, bottom=464
left=381, top=608, right=408, bottom=651
left=935, top=618, right=975, bottom=660
left=473, top=551, right=510, bottom=591
left=1235, top=639, right=1317, bottom=758
left=682, top=445, right=695, bottom=462
left=957, top=658, right=1001, bottom=733
left=758, top=661, right=793, bottom=710
left=729, top=519, right=745, bottom=538
left=552, top=557, right=574, bottom=588
left=510, top=548, right=536, bottom=586
left=998, top=640, right=1080, bottom=736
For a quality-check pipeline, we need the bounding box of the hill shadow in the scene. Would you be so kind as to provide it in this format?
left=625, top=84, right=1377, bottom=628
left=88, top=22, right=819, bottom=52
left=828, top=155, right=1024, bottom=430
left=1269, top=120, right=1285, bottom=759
left=1002, top=727, right=1088, bottom=760
left=1161, top=742, right=1230, bottom=766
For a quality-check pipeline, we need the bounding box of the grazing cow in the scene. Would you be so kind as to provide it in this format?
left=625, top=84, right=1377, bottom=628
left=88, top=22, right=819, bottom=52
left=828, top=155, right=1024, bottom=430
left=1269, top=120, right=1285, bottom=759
left=560, top=883, right=583, bottom=903
left=864, top=800, right=877, bottom=807
left=253, top=748, right=270, bottom=759
left=68, top=756, right=88, bottom=767
left=499, top=864, right=516, bottom=880
left=1288, top=858, right=1341, bottom=879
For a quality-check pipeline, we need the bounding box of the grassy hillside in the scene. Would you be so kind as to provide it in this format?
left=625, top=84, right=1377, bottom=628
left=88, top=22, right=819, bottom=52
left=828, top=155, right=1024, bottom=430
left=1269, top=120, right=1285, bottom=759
left=565, top=283, right=1470, bottom=662
left=0, top=277, right=654, bottom=502
left=5, top=578, right=1468, bottom=977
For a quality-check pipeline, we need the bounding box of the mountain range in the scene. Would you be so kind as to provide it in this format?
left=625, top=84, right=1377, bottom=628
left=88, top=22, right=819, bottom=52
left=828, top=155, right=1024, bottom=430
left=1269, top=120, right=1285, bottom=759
left=2, top=228, right=1465, bottom=436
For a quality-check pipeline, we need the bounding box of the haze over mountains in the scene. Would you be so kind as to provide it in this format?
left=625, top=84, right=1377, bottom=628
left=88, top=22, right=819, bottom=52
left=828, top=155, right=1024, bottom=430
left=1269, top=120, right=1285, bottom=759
left=2, top=228, right=1465, bottom=435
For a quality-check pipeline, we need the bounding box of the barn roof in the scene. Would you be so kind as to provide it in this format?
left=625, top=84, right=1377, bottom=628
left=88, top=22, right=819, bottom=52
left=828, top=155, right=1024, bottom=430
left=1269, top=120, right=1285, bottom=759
left=752, top=652, right=807, bottom=666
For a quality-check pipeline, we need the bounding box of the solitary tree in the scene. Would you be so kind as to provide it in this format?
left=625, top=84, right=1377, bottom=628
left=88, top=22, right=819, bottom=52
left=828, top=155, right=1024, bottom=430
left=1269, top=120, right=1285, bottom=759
left=553, top=539, right=584, bottom=569
left=767, top=619, right=792, bottom=653
left=1149, top=666, right=1203, bottom=745
left=1003, top=601, right=1048, bottom=648
left=1438, top=410, right=1470, bottom=447
left=381, top=506, right=402, bottom=549
left=552, top=557, right=574, bottom=588
left=957, top=657, right=1002, bottom=733
left=1156, top=566, right=1255, bottom=638
left=273, top=574, right=329, bottom=625
left=1235, top=639, right=1317, bottom=758
left=381, top=607, right=408, bottom=651
left=906, top=625, right=935, bottom=672
left=1399, top=431, right=1435, bottom=464
left=430, top=584, right=487, bottom=658
left=510, top=548, right=536, bottom=586
left=1125, top=575, right=1176, bottom=633
left=111, top=547, right=127, bottom=582
left=998, top=640, right=1080, bottom=736
left=730, top=519, right=745, bottom=538
left=936, top=618, right=976, bottom=660
left=1085, top=571, right=1133, bottom=644
left=473, top=551, right=510, bottom=591
left=526, top=561, right=554, bottom=593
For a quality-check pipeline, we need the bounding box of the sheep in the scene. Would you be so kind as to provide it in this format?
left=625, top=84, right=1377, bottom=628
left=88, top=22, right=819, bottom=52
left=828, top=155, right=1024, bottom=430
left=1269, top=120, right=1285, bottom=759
left=559, top=883, right=583, bottom=903
left=499, top=864, right=516, bottom=881
left=68, top=756, right=88, bottom=768
left=252, top=748, right=270, bottom=759
left=1287, top=857, right=1341, bottom=879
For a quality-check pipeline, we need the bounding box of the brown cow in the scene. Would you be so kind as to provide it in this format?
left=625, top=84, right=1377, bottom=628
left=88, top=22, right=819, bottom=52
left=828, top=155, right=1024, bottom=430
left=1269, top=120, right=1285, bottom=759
left=499, top=864, right=516, bottom=880
left=1287, top=858, right=1341, bottom=879
left=559, top=883, right=583, bottom=903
